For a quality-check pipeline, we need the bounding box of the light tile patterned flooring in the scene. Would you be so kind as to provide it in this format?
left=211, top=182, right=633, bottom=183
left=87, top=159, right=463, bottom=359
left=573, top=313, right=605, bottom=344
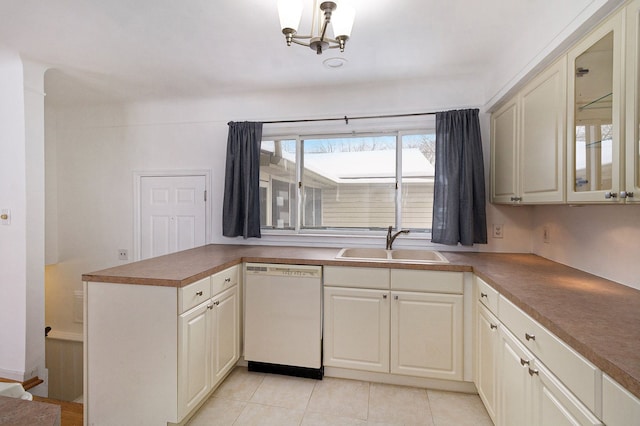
left=187, top=367, right=493, bottom=426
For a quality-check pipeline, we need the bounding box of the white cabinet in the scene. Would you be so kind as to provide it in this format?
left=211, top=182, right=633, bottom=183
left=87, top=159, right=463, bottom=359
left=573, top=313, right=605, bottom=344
left=178, top=301, right=211, bottom=418
left=211, top=286, right=240, bottom=384
left=473, top=279, right=604, bottom=426
left=390, top=291, right=463, bottom=381
left=497, top=326, right=602, bottom=426
left=323, top=266, right=464, bottom=381
left=476, top=302, right=499, bottom=423
left=602, top=373, right=640, bottom=425
left=323, top=286, right=390, bottom=373
left=625, top=0, right=640, bottom=203
left=178, top=285, right=239, bottom=419
left=85, top=264, right=240, bottom=426
left=567, top=11, right=624, bottom=203
left=491, top=57, right=567, bottom=204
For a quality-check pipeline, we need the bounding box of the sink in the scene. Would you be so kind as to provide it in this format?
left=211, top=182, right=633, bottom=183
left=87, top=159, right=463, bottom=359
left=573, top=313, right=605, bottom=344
left=390, top=249, right=449, bottom=263
left=337, top=248, right=389, bottom=259
left=336, top=248, right=448, bottom=264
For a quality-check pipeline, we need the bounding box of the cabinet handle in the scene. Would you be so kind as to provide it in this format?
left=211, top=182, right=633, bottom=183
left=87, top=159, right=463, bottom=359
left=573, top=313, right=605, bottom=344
left=224, top=278, right=231, bottom=283
left=528, top=368, right=539, bottom=376
left=525, top=333, right=535, bottom=341
left=480, top=292, right=488, bottom=299
left=383, top=294, right=388, bottom=299
left=196, top=291, right=203, bottom=296
left=214, top=300, right=220, bottom=306
left=620, top=191, right=634, bottom=199
left=520, top=358, right=530, bottom=367
left=490, top=324, right=497, bottom=330
left=394, top=295, right=399, bottom=300
left=605, top=191, right=618, bottom=199
left=207, top=303, right=214, bottom=310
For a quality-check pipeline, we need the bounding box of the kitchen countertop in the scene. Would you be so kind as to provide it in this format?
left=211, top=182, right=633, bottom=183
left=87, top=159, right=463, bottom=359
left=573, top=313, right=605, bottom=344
left=0, top=396, right=61, bottom=426
left=83, top=244, right=640, bottom=400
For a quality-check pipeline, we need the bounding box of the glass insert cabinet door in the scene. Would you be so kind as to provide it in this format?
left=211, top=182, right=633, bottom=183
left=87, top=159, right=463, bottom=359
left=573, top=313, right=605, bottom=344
left=567, top=13, right=623, bottom=203
left=626, top=0, right=640, bottom=203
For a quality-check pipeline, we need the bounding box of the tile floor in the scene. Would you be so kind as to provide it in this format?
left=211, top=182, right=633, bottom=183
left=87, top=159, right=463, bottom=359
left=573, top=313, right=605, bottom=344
left=187, top=367, right=493, bottom=426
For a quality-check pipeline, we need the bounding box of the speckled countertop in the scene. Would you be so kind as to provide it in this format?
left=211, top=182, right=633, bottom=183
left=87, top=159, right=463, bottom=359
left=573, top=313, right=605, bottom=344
left=0, top=396, right=61, bottom=425
left=83, top=244, right=640, bottom=400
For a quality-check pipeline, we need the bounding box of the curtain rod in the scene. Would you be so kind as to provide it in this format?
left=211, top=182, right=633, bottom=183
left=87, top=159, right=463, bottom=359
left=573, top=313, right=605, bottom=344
left=261, top=111, right=437, bottom=125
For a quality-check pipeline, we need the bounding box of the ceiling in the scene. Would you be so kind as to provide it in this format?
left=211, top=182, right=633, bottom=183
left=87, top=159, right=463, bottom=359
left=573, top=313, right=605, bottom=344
left=0, top=0, right=620, bottom=106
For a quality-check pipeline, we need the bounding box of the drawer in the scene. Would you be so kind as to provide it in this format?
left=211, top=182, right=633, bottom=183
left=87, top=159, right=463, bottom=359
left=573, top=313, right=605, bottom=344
left=476, top=276, right=498, bottom=314
left=390, top=269, right=463, bottom=294
left=324, top=266, right=389, bottom=289
left=212, top=265, right=239, bottom=295
left=178, top=276, right=211, bottom=313
left=499, top=295, right=599, bottom=412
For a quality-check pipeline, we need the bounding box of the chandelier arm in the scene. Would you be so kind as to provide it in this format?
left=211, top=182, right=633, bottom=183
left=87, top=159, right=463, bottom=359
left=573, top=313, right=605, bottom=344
left=290, top=38, right=312, bottom=47
left=291, top=34, right=313, bottom=40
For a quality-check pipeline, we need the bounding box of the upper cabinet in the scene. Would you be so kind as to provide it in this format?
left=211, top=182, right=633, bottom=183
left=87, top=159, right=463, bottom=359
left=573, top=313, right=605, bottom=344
left=492, top=2, right=640, bottom=205
left=626, top=0, right=640, bottom=203
left=567, top=12, right=624, bottom=203
left=491, top=58, right=566, bottom=204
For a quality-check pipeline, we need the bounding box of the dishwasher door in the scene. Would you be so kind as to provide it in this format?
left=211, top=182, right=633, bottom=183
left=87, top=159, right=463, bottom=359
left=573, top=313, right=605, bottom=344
left=244, top=263, right=322, bottom=376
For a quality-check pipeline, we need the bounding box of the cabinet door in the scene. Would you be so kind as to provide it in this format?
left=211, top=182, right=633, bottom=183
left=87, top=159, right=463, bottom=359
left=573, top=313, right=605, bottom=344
left=532, top=361, right=602, bottom=426
left=498, top=326, right=534, bottom=426
left=520, top=57, right=567, bottom=204
left=390, top=291, right=463, bottom=380
left=211, top=285, right=239, bottom=387
left=491, top=98, right=519, bottom=203
left=626, top=0, right=640, bottom=203
left=178, top=301, right=211, bottom=420
left=567, top=12, right=624, bottom=203
left=476, top=303, right=499, bottom=423
left=323, top=286, right=390, bottom=373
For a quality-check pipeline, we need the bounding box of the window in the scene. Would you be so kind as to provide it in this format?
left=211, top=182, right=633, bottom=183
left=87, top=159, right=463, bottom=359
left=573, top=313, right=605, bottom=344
left=260, top=130, right=436, bottom=234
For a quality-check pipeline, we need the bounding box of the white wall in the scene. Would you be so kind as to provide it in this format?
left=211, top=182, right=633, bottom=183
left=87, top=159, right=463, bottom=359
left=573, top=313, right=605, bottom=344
left=532, top=204, right=640, bottom=290
left=45, top=75, right=534, bottom=334
left=0, top=50, right=28, bottom=381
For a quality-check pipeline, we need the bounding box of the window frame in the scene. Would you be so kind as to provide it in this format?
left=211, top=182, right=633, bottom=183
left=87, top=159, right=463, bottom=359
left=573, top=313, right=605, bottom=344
left=259, top=118, right=436, bottom=239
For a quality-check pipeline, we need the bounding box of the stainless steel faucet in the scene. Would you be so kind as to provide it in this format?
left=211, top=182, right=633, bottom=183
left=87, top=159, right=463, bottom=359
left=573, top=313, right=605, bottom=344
left=386, top=226, right=410, bottom=250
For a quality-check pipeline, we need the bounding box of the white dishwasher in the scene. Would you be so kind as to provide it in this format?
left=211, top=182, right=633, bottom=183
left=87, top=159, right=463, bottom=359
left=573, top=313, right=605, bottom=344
left=244, top=263, right=323, bottom=379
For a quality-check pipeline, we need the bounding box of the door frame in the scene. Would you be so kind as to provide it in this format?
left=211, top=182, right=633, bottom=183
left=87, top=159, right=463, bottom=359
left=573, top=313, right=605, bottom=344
left=133, top=169, right=212, bottom=261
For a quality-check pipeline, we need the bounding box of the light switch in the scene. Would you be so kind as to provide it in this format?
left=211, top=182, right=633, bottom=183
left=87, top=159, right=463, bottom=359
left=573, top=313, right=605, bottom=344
left=1, top=209, right=10, bottom=225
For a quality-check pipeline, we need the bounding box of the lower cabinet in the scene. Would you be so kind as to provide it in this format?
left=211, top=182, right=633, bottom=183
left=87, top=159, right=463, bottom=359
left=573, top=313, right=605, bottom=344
left=498, top=326, right=602, bottom=426
left=85, top=265, right=240, bottom=426
left=178, top=285, right=239, bottom=420
left=476, top=302, right=499, bottom=423
left=323, top=269, right=464, bottom=381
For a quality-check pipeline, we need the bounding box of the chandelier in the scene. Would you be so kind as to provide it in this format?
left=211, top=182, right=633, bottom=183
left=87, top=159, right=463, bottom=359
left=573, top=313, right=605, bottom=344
left=277, top=0, right=355, bottom=55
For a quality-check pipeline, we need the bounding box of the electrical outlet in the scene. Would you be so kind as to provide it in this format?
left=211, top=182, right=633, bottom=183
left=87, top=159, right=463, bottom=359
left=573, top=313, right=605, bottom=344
left=118, top=249, right=129, bottom=260
left=492, top=224, right=504, bottom=239
left=543, top=226, right=550, bottom=243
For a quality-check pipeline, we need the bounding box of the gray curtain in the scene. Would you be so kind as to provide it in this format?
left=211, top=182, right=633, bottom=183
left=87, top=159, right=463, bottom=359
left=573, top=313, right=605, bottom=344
left=223, top=121, right=263, bottom=238
left=431, top=109, right=487, bottom=245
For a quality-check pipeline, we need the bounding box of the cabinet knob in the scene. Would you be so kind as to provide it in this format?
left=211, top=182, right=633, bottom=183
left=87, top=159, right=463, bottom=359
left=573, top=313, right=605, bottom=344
left=196, top=291, right=203, bottom=296
left=490, top=324, right=497, bottom=330
left=207, top=303, right=214, bottom=310
left=520, top=358, right=530, bottom=367
left=528, top=368, right=539, bottom=376
left=525, top=333, right=535, bottom=341
left=480, top=292, right=488, bottom=299
left=620, top=191, right=634, bottom=199
left=214, top=300, right=220, bottom=306
left=604, top=191, right=618, bottom=199
left=382, top=294, right=387, bottom=299
left=394, top=295, right=399, bottom=300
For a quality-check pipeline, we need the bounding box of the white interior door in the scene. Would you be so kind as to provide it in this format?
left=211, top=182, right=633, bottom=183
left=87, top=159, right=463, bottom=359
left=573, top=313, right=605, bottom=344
left=140, top=175, right=206, bottom=260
